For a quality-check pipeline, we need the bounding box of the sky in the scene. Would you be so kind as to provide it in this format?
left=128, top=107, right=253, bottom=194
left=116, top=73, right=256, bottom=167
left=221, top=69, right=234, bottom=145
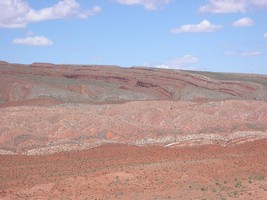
left=1, top=0, right=267, bottom=74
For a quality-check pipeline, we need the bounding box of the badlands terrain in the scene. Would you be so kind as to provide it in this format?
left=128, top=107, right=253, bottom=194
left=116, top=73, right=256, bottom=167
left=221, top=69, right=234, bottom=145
left=0, top=61, right=266, bottom=199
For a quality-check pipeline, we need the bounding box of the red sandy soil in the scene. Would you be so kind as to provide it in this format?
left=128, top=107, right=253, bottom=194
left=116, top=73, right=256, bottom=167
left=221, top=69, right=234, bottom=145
left=0, top=139, right=266, bottom=199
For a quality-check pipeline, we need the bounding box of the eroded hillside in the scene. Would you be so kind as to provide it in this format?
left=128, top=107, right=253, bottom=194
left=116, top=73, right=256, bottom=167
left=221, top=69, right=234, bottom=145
left=1, top=62, right=267, bottom=107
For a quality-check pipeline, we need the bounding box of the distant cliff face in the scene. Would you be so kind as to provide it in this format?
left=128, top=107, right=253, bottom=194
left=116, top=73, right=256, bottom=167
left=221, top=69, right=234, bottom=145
left=0, top=61, right=267, bottom=107
left=31, top=62, right=55, bottom=67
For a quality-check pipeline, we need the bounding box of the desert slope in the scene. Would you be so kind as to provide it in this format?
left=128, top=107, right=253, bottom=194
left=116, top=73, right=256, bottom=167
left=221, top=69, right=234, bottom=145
left=0, top=100, right=267, bottom=155
left=0, top=140, right=266, bottom=199
left=0, top=61, right=266, bottom=199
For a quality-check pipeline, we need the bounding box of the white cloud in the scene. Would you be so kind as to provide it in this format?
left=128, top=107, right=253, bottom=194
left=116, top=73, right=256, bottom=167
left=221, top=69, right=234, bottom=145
left=171, top=20, right=222, bottom=33
left=145, top=55, right=200, bottom=70
left=26, top=31, right=34, bottom=36
left=114, top=0, right=171, bottom=10
left=12, top=36, right=53, bottom=46
left=200, top=0, right=267, bottom=13
left=224, top=50, right=261, bottom=57
left=241, top=51, right=261, bottom=56
left=77, top=6, right=102, bottom=19
left=232, top=17, right=254, bottom=27
left=199, top=0, right=246, bottom=13
left=264, top=32, right=267, bottom=38
left=0, top=0, right=101, bottom=28
left=224, top=51, right=237, bottom=56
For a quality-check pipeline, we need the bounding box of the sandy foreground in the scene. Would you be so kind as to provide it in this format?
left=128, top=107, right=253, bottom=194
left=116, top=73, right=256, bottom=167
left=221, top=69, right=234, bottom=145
left=0, top=139, right=266, bottom=200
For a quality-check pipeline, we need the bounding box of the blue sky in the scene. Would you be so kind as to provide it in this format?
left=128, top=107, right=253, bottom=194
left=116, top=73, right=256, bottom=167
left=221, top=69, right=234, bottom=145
left=1, top=0, right=267, bottom=74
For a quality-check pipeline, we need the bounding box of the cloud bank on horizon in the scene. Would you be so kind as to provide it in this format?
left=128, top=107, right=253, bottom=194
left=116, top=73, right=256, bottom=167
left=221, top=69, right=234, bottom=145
left=1, top=0, right=267, bottom=74
left=12, top=36, right=53, bottom=46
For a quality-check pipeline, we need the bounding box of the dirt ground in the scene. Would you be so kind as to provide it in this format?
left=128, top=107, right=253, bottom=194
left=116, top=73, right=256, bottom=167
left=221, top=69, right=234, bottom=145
left=0, top=139, right=266, bottom=200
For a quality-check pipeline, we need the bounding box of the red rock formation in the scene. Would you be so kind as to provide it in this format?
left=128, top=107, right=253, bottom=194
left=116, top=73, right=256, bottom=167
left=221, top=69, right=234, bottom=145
left=1, top=61, right=267, bottom=106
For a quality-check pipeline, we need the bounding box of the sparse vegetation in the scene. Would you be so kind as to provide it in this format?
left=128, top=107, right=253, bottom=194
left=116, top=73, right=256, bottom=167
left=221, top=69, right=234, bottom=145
left=215, top=180, right=220, bottom=186
left=258, top=175, right=265, bottom=181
